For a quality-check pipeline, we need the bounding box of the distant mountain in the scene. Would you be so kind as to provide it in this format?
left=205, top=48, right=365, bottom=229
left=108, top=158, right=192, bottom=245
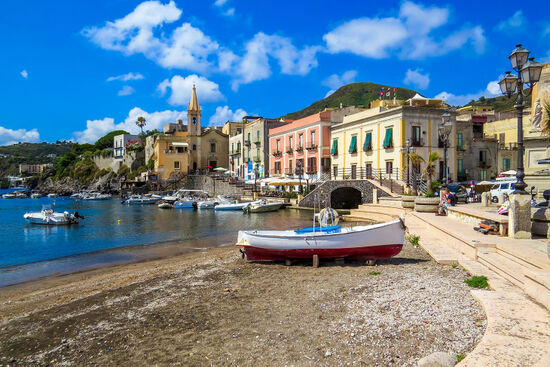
left=283, top=82, right=419, bottom=120
left=463, top=89, right=532, bottom=111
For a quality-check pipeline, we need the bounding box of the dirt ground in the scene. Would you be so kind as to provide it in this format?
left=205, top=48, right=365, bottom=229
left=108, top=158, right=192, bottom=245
left=0, top=241, right=485, bottom=366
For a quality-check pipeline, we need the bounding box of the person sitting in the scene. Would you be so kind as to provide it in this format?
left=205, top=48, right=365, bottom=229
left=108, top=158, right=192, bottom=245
left=437, top=187, right=451, bottom=216
left=497, top=193, right=510, bottom=215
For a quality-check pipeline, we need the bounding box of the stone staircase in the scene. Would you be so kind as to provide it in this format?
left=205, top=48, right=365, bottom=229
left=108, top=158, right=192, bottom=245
left=344, top=203, right=408, bottom=222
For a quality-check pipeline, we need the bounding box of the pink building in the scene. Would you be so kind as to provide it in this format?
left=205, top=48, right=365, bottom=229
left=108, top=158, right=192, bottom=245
left=268, top=107, right=361, bottom=179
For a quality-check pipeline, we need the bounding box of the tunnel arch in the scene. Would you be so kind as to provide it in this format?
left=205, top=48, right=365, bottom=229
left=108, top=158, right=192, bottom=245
left=330, top=187, right=362, bottom=209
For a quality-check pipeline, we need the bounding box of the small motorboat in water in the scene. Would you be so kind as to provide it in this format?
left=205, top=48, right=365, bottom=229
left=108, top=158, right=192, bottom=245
left=243, top=200, right=283, bottom=213
left=158, top=201, right=173, bottom=209
left=31, top=193, right=44, bottom=199
left=82, top=192, right=112, bottom=200
left=47, top=193, right=58, bottom=198
left=2, top=193, right=16, bottom=199
left=123, top=195, right=159, bottom=205
left=23, top=208, right=83, bottom=225
left=236, top=215, right=405, bottom=262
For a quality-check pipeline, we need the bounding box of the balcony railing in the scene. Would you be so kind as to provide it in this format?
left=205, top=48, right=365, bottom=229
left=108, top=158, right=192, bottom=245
left=306, top=144, right=318, bottom=150
left=272, top=150, right=282, bottom=157
left=254, top=155, right=262, bottom=162
left=254, top=140, right=261, bottom=146
left=286, top=148, right=294, bottom=154
left=296, top=146, right=304, bottom=153
left=478, top=161, right=490, bottom=168
left=244, top=140, right=251, bottom=146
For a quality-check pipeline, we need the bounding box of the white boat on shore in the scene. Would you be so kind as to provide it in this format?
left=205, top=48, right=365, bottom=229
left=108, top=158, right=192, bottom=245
left=243, top=201, right=283, bottom=213
left=23, top=208, right=83, bottom=225
left=236, top=216, right=405, bottom=262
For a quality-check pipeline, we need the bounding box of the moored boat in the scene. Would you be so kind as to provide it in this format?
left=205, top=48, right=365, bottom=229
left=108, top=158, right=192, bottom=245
left=23, top=208, right=83, bottom=225
left=123, top=195, right=159, bottom=205
left=236, top=216, right=405, bottom=262
left=2, top=193, right=16, bottom=199
left=243, top=201, right=283, bottom=213
left=158, top=201, right=173, bottom=209
left=31, top=193, right=43, bottom=199
left=47, top=193, right=58, bottom=198
left=215, top=201, right=256, bottom=211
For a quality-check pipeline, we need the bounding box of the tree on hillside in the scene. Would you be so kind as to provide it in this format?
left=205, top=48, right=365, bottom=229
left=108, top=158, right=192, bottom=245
left=136, top=116, right=146, bottom=136
left=94, top=130, right=129, bottom=150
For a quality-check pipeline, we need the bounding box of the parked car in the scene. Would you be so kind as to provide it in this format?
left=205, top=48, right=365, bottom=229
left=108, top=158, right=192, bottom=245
left=489, top=179, right=517, bottom=202
left=447, top=184, right=469, bottom=203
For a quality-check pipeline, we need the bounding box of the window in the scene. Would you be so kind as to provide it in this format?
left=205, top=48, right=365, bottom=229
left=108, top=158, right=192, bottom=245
left=457, top=132, right=464, bottom=150
left=299, top=134, right=303, bottom=148
left=351, top=164, right=357, bottom=179
left=349, top=135, right=357, bottom=153
left=174, top=161, right=180, bottom=169
left=503, top=158, right=511, bottom=170
left=333, top=165, right=338, bottom=178
left=276, top=139, right=280, bottom=152
left=289, top=160, right=293, bottom=174
left=457, top=159, right=464, bottom=175
left=310, top=130, right=315, bottom=146
left=256, top=130, right=260, bottom=141
left=274, top=161, right=281, bottom=174
left=307, top=157, right=317, bottom=173
left=386, top=161, right=393, bottom=175
left=412, top=126, right=421, bottom=146
left=383, top=128, right=393, bottom=148
left=366, top=163, right=372, bottom=178
left=331, top=139, right=338, bottom=155
left=236, top=128, right=241, bottom=134
left=247, top=132, right=250, bottom=142
left=479, top=150, right=487, bottom=164
left=176, top=147, right=184, bottom=153
left=499, top=133, right=505, bottom=144
left=363, top=132, right=372, bottom=151
left=231, top=143, right=234, bottom=153
left=480, top=169, right=487, bottom=180
left=210, top=143, right=216, bottom=153
left=289, top=136, right=293, bottom=148
left=192, top=117, right=196, bottom=125
left=237, top=142, right=241, bottom=151
left=192, top=144, right=197, bottom=151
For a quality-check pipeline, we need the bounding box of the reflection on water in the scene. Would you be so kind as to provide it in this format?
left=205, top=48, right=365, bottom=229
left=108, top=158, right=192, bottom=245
left=0, top=198, right=312, bottom=287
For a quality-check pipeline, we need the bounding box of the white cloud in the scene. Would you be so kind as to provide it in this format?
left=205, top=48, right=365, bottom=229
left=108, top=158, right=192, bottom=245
left=495, top=11, right=525, bottom=32
left=84, top=2, right=318, bottom=88
left=20, top=70, right=28, bottom=79
left=403, top=68, right=430, bottom=89
left=209, top=106, right=248, bottom=124
left=323, top=1, right=485, bottom=60
left=0, top=125, right=40, bottom=145
left=72, top=107, right=187, bottom=143
left=435, top=80, right=500, bottom=106
left=107, top=72, right=144, bottom=82
left=157, top=74, right=224, bottom=106
left=322, top=70, right=357, bottom=97
left=118, top=85, right=135, bottom=96
left=214, top=0, right=228, bottom=6
left=223, top=8, right=235, bottom=16
left=231, top=33, right=320, bottom=90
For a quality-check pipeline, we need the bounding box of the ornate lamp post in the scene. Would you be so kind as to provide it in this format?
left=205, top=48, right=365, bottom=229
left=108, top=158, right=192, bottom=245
left=295, top=160, right=304, bottom=194
left=439, top=111, right=453, bottom=185
left=405, top=138, right=411, bottom=189
left=498, top=44, right=543, bottom=194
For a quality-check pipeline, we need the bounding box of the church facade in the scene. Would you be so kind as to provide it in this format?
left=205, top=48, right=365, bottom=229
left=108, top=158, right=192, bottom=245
left=148, top=86, right=229, bottom=181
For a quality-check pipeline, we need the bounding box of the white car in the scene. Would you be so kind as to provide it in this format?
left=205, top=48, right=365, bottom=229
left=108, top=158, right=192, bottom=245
left=489, top=179, right=517, bottom=202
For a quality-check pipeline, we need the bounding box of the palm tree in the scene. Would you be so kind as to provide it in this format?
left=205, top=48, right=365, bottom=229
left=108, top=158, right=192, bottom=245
left=136, top=116, right=146, bottom=136
left=422, top=152, right=440, bottom=194
left=408, top=153, right=424, bottom=194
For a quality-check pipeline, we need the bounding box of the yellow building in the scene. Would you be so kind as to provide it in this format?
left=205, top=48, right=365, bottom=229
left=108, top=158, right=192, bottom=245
left=330, top=100, right=455, bottom=186
left=222, top=121, right=244, bottom=136
left=150, top=85, right=229, bottom=181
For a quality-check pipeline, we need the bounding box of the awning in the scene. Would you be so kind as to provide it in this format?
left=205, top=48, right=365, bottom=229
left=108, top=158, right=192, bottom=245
left=331, top=139, right=338, bottom=155
left=349, top=136, right=357, bottom=153
left=172, top=142, right=188, bottom=147
left=383, top=128, right=393, bottom=148
left=363, top=132, right=372, bottom=151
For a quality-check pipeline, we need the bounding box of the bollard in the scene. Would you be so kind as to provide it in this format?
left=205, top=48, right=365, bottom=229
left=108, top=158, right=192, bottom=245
left=481, top=192, right=490, bottom=207
left=508, top=194, right=532, bottom=239
left=373, top=188, right=378, bottom=204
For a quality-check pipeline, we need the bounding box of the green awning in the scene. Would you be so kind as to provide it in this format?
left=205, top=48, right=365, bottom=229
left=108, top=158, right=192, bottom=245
left=331, top=139, right=338, bottom=155
left=383, top=128, right=393, bottom=148
left=349, top=136, right=357, bottom=153
left=363, top=132, right=372, bottom=151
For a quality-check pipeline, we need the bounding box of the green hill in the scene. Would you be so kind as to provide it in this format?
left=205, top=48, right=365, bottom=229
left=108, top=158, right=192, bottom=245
left=0, top=142, right=73, bottom=179
left=283, top=82, right=419, bottom=120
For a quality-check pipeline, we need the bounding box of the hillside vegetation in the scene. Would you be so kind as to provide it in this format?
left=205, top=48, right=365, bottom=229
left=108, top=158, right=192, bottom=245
left=0, top=142, right=73, bottom=178
left=283, top=82, right=418, bottom=120
left=464, top=90, right=532, bottom=111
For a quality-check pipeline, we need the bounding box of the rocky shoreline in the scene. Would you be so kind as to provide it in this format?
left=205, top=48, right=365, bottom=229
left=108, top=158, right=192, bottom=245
left=0, top=241, right=485, bottom=366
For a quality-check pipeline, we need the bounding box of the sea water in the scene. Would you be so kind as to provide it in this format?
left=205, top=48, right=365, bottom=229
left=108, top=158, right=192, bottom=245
left=0, top=196, right=311, bottom=287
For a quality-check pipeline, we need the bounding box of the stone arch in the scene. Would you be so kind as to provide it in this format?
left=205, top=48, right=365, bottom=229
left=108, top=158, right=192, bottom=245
left=330, top=186, right=362, bottom=209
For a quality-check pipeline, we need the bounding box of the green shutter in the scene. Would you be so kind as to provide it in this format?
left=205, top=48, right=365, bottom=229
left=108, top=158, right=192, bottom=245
left=349, top=136, right=357, bottom=153
left=383, top=128, right=393, bottom=148
left=331, top=139, right=338, bottom=155
left=363, top=132, right=372, bottom=151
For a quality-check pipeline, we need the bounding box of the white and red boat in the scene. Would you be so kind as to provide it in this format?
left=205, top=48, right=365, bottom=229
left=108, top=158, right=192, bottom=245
left=236, top=216, right=405, bottom=262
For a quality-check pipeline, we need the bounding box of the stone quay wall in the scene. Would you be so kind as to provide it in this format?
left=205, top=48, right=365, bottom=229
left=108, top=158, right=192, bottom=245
left=299, top=180, right=389, bottom=208
left=185, top=175, right=245, bottom=197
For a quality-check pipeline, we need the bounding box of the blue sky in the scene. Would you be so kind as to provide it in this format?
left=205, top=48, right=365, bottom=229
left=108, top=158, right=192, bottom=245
left=1, top=0, right=548, bottom=145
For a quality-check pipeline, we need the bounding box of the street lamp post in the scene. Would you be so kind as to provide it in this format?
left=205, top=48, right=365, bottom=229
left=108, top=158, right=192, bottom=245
left=498, top=44, right=543, bottom=194
left=295, top=160, right=304, bottom=194
left=439, top=111, right=453, bottom=186
left=405, top=138, right=411, bottom=189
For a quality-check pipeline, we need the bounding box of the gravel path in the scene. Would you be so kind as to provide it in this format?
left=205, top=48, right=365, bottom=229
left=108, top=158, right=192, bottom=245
left=0, top=239, right=485, bottom=366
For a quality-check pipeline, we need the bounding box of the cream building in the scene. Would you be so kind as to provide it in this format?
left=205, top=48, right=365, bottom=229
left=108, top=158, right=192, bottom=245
left=149, top=86, right=229, bottom=181
left=330, top=100, right=456, bottom=187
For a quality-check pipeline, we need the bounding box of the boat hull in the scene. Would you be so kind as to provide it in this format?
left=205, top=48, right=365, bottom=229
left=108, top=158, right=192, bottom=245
left=245, top=202, right=282, bottom=213
left=237, top=219, right=404, bottom=261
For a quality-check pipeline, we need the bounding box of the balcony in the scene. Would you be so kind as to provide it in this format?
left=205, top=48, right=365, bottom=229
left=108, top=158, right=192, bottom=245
left=272, top=150, right=282, bottom=157
left=295, top=146, right=304, bottom=154
left=254, top=140, right=261, bottom=146
left=286, top=148, right=294, bottom=154
left=244, top=140, right=251, bottom=146
left=411, top=139, right=423, bottom=147
left=306, top=167, right=317, bottom=174
left=254, top=155, right=262, bottom=162
left=306, top=144, right=318, bottom=150
left=478, top=161, right=491, bottom=168
left=230, top=151, right=241, bottom=156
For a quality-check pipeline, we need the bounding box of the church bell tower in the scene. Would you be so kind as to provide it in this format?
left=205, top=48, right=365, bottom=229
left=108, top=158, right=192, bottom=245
left=187, top=84, right=202, bottom=136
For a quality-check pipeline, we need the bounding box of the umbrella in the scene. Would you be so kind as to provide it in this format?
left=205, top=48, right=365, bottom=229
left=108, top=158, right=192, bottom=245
left=501, top=170, right=517, bottom=175
left=213, top=167, right=227, bottom=171
left=476, top=181, right=494, bottom=185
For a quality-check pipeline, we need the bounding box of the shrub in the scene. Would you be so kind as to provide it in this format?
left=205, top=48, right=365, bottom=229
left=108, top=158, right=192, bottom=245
left=406, top=234, right=420, bottom=248
left=456, top=354, right=466, bottom=362
left=147, top=158, right=155, bottom=170
left=424, top=190, right=435, bottom=197
left=118, top=164, right=130, bottom=177
left=465, top=275, right=488, bottom=289
left=431, top=180, right=441, bottom=193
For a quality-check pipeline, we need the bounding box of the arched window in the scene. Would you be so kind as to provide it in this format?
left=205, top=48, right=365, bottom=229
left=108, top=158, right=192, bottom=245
left=192, top=117, right=197, bottom=125
left=192, top=144, right=197, bottom=150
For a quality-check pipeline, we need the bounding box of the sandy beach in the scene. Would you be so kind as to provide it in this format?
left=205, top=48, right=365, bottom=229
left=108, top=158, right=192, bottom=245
left=0, top=240, right=485, bottom=366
